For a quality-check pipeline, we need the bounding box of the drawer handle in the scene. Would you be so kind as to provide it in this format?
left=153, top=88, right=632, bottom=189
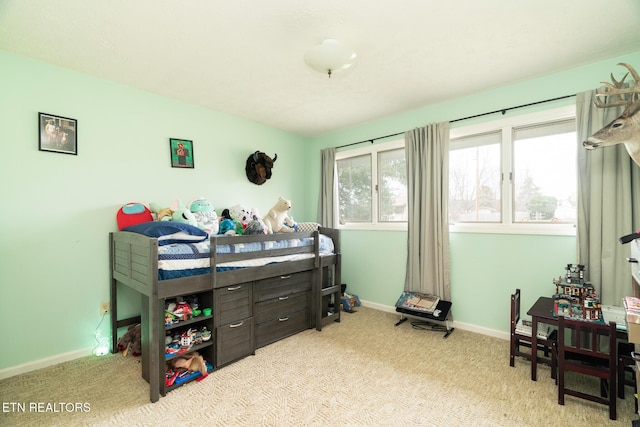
left=280, top=275, right=291, bottom=279
left=278, top=296, right=289, bottom=301
left=229, top=321, right=244, bottom=328
left=278, top=317, right=289, bottom=322
left=628, top=257, right=638, bottom=264
left=227, top=285, right=242, bottom=291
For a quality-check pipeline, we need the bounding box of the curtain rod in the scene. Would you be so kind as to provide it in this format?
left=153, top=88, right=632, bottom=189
left=335, top=94, right=576, bottom=149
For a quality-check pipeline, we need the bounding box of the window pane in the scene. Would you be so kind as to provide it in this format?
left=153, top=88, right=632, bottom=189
left=378, top=148, right=407, bottom=222
left=337, top=154, right=372, bottom=223
left=449, top=132, right=501, bottom=223
left=513, top=120, right=576, bottom=224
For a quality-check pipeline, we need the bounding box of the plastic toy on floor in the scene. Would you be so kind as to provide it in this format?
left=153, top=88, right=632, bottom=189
left=340, top=284, right=361, bottom=312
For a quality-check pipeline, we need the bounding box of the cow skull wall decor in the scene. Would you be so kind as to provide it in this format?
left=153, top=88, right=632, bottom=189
left=245, top=151, right=277, bottom=185
left=583, top=63, right=640, bottom=167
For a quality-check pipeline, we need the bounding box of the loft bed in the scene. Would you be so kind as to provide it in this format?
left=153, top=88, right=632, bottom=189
left=110, top=227, right=339, bottom=298
left=109, top=224, right=341, bottom=402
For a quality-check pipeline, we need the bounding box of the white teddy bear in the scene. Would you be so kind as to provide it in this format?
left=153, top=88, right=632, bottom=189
left=263, top=197, right=295, bottom=233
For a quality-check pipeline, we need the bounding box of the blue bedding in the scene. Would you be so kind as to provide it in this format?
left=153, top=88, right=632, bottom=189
left=157, top=235, right=334, bottom=281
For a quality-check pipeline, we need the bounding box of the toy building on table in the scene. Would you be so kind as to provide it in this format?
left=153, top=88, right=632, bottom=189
left=552, top=263, right=602, bottom=321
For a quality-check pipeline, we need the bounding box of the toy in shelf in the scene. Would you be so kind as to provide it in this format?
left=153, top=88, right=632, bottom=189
left=165, top=352, right=211, bottom=386
left=165, top=325, right=212, bottom=356
left=164, top=295, right=201, bottom=326
left=552, top=263, right=602, bottom=321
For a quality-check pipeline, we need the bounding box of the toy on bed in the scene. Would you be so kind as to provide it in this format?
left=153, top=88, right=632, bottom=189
left=218, top=208, right=243, bottom=235
left=228, top=204, right=268, bottom=235
left=229, top=204, right=252, bottom=231
left=245, top=207, right=268, bottom=235
left=116, top=202, right=153, bottom=231
left=263, top=196, right=296, bottom=233
left=189, top=197, right=219, bottom=235
left=150, top=199, right=198, bottom=227
left=117, top=323, right=142, bottom=357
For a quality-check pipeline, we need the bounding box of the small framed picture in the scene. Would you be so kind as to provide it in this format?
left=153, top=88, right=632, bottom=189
left=39, top=113, right=77, bottom=155
left=170, top=138, right=194, bottom=168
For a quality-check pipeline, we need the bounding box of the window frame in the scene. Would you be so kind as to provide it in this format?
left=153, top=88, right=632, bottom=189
left=335, top=138, right=407, bottom=231
left=449, top=105, right=577, bottom=236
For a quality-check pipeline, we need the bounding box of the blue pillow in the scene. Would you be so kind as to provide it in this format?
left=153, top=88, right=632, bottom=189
left=123, top=221, right=208, bottom=246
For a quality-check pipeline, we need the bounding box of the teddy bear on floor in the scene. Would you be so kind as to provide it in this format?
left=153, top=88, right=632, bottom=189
left=117, top=323, right=142, bottom=357
left=263, top=197, right=295, bottom=233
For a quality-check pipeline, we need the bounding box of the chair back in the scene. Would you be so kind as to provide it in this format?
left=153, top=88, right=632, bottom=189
left=557, top=315, right=617, bottom=420
left=510, top=288, right=521, bottom=329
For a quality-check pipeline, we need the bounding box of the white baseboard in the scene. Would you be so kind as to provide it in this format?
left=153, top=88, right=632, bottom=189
left=0, top=347, right=94, bottom=380
left=360, top=299, right=509, bottom=341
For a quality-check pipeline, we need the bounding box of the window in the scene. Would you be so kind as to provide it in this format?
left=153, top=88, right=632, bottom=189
left=336, top=139, right=407, bottom=229
left=449, top=106, right=577, bottom=235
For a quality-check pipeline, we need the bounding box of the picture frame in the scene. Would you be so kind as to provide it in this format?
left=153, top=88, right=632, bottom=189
left=39, top=112, right=77, bottom=155
left=170, top=138, right=194, bottom=168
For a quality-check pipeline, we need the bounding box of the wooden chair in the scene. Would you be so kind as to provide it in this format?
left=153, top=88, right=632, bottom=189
left=510, top=289, right=556, bottom=378
left=617, top=341, right=636, bottom=399
left=557, top=316, right=617, bottom=420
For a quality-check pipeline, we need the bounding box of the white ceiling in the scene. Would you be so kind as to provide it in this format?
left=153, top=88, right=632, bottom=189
left=1, top=1, right=640, bottom=137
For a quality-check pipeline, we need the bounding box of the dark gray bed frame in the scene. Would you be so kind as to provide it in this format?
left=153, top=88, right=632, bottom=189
left=109, top=227, right=341, bottom=402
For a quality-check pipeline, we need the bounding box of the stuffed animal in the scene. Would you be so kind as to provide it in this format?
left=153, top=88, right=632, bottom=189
left=229, top=204, right=253, bottom=231
left=244, top=207, right=268, bottom=235
left=150, top=200, right=198, bottom=227
left=218, top=208, right=243, bottom=235
left=263, top=196, right=295, bottom=233
left=165, top=351, right=208, bottom=386
left=116, top=202, right=153, bottom=230
left=170, top=200, right=198, bottom=226
left=117, top=323, right=142, bottom=357
left=149, top=202, right=173, bottom=221
left=190, top=197, right=219, bottom=235
left=167, top=352, right=207, bottom=375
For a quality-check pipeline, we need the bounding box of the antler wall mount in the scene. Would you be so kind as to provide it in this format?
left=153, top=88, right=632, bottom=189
left=245, top=151, right=277, bottom=185
left=583, top=62, right=640, bottom=167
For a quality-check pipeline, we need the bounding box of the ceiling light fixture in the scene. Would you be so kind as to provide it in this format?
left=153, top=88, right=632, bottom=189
left=304, top=39, right=357, bottom=78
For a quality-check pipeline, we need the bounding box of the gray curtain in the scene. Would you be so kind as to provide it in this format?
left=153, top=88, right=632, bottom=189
left=576, top=90, right=640, bottom=306
left=404, top=122, right=451, bottom=300
left=317, top=147, right=336, bottom=227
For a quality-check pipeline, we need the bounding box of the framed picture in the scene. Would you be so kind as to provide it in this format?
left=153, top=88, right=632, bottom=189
left=170, top=138, right=194, bottom=168
left=39, top=113, right=77, bottom=155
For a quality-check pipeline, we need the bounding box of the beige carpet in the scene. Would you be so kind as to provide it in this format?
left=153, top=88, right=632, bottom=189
left=1, top=307, right=637, bottom=426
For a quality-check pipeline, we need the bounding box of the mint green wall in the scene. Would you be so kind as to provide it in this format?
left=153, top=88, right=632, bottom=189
left=3, top=47, right=639, bottom=373
left=0, top=50, right=311, bottom=371
left=307, top=50, right=640, bottom=333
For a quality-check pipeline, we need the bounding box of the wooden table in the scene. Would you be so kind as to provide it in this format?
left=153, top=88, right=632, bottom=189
left=527, top=296, right=628, bottom=381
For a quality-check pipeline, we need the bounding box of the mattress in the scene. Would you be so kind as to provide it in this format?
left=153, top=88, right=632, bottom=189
left=157, top=234, right=334, bottom=281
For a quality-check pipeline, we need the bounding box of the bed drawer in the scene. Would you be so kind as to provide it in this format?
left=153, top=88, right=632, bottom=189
left=214, top=283, right=252, bottom=326
left=254, top=271, right=312, bottom=302
left=254, top=291, right=310, bottom=324
left=255, top=309, right=310, bottom=348
left=215, top=317, right=254, bottom=367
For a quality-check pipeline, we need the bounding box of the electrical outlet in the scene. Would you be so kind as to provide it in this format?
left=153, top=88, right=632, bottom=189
left=100, top=302, right=110, bottom=315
